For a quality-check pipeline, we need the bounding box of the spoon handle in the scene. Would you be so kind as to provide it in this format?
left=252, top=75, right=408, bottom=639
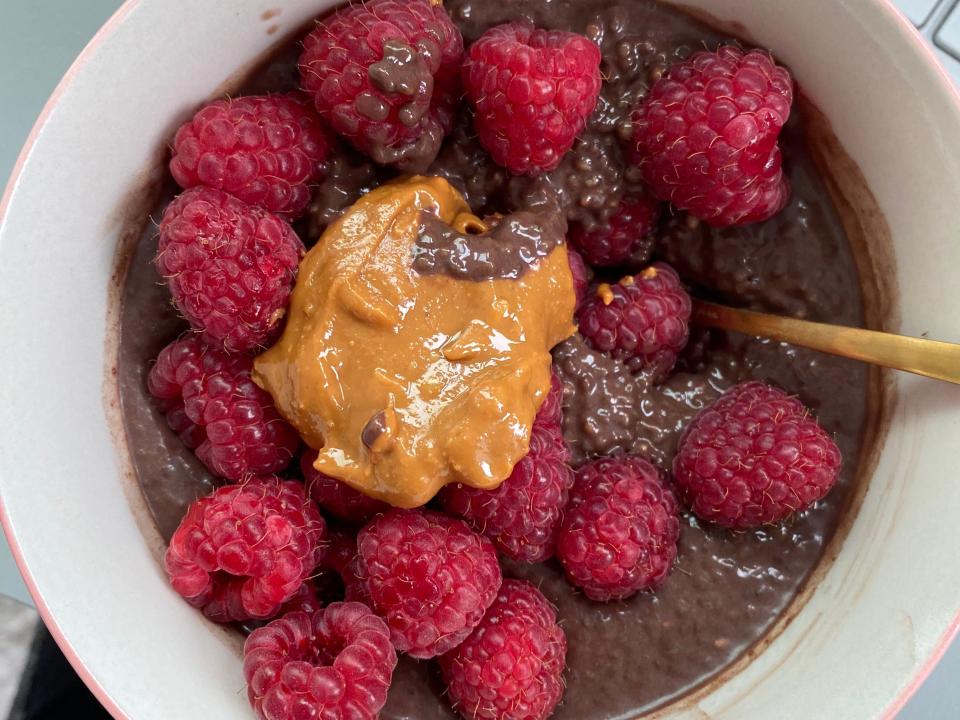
left=692, top=300, right=960, bottom=385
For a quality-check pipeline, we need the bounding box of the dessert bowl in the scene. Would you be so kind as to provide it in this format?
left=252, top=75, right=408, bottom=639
left=2, top=0, right=960, bottom=718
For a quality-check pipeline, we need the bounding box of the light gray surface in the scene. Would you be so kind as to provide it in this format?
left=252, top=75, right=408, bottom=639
left=0, top=1, right=957, bottom=717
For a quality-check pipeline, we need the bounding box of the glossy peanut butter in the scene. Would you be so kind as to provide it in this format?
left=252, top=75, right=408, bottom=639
left=253, top=176, right=575, bottom=507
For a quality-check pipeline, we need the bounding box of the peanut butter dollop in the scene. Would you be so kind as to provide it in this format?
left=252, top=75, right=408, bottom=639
left=253, top=176, right=576, bottom=507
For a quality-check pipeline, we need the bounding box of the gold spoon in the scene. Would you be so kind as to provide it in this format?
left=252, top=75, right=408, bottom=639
left=692, top=300, right=960, bottom=385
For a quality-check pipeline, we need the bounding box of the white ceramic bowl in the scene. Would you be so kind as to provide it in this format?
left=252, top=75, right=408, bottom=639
left=2, top=1, right=960, bottom=718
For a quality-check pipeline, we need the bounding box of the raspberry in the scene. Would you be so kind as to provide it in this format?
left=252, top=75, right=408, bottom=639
left=243, top=603, right=397, bottom=720
left=313, top=526, right=365, bottom=605
left=276, top=580, right=324, bottom=617
left=164, top=477, right=326, bottom=622
left=299, top=0, right=463, bottom=171
left=569, top=193, right=661, bottom=267
left=673, top=381, right=842, bottom=529
left=159, top=402, right=206, bottom=449
left=147, top=336, right=300, bottom=480
left=244, top=581, right=325, bottom=631
left=577, top=263, right=692, bottom=378
left=300, top=450, right=389, bottom=524
left=567, top=247, right=589, bottom=308
left=356, top=509, right=502, bottom=658
left=169, top=94, right=330, bottom=219
left=321, top=527, right=358, bottom=579
left=632, top=45, right=794, bottom=227
left=534, top=370, right=565, bottom=427
left=342, top=556, right=371, bottom=605
left=156, top=187, right=304, bottom=353
left=556, top=456, right=680, bottom=601
left=441, top=373, right=574, bottom=563
left=438, top=580, right=567, bottom=720
left=463, top=22, right=602, bottom=175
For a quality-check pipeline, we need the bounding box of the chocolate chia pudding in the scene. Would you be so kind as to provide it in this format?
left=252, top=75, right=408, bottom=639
left=116, top=1, right=882, bottom=718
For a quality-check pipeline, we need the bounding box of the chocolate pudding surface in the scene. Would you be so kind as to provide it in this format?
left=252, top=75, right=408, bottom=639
left=116, top=1, right=880, bottom=718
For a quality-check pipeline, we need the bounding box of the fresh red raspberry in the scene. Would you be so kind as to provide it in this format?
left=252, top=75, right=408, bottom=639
left=577, top=263, right=692, bottom=378
left=275, top=580, right=324, bottom=617
left=164, top=477, right=326, bottom=622
left=159, top=402, right=206, bottom=450
left=300, top=450, right=389, bottom=524
left=556, top=456, right=680, bottom=602
left=147, top=336, right=300, bottom=480
left=632, top=45, right=794, bottom=227
left=243, top=580, right=325, bottom=631
left=438, top=579, right=567, bottom=720
left=299, top=0, right=463, bottom=171
left=342, top=556, right=371, bottom=605
left=534, top=370, right=565, bottom=427
left=463, top=22, right=602, bottom=175
left=169, top=94, right=330, bottom=219
left=673, top=381, right=842, bottom=529
left=567, top=247, right=589, bottom=308
left=147, top=334, right=225, bottom=454
left=146, top=334, right=218, bottom=407
left=320, top=527, right=358, bottom=579
left=243, top=603, right=397, bottom=720
left=356, top=509, right=502, bottom=658
left=569, top=193, right=661, bottom=267
left=156, top=187, right=304, bottom=353
left=441, top=373, right=574, bottom=563
left=313, top=526, right=365, bottom=605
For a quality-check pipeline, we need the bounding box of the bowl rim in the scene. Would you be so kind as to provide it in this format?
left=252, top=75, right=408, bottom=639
left=0, top=6, right=145, bottom=717
left=2, top=1, right=960, bottom=718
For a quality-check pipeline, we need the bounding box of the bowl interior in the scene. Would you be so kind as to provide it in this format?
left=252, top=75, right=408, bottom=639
left=1, top=1, right=960, bottom=718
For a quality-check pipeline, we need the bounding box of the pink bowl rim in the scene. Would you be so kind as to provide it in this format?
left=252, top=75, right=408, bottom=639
left=1, top=1, right=959, bottom=718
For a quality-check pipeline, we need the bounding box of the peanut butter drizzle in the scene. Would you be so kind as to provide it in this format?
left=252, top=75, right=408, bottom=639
left=253, top=176, right=576, bottom=507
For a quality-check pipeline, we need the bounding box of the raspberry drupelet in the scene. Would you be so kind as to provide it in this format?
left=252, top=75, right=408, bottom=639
left=674, top=381, right=843, bottom=529
left=577, top=262, right=692, bottom=379
left=311, top=526, right=356, bottom=601
left=556, top=455, right=680, bottom=602
left=342, top=555, right=371, bottom=605
left=243, top=603, right=397, bottom=720
left=632, top=45, right=794, bottom=227
left=147, top=336, right=300, bottom=480
left=274, top=580, right=324, bottom=617
left=318, top=526, right=359, bottom=582
left=164, top=477, right=327, bottom=622
left=567, top=247, right=590, bottom=308
left=156, top=187, right=304, bottom=353
left=439, top=579, right=567, bottom=720
left=169, top=94, right=331, bottom=219
left=299, top=0, right=463, bottom=171
left=355, top=509, right=502, bottom=658
left=462, top=21, right=602, bottom=175
left=300, top=449, right=389, bottom=525
left=569, top=193, right=662, bottom=268
left=441, top=372, right=575, bottom=563
left=239, top=579, right=326, bottom=632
